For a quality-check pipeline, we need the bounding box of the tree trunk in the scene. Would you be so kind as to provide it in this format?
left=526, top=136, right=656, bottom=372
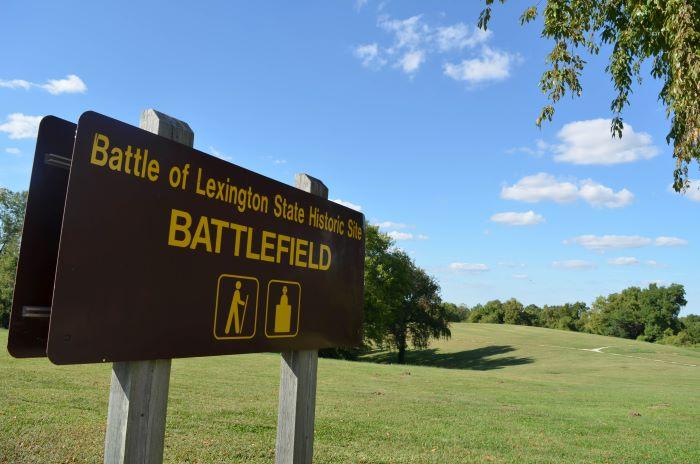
left=397, top=338, right=407, bottom=364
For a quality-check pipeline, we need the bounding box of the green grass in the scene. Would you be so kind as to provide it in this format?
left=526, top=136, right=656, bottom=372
left=1, top=324, right=698, bottom=463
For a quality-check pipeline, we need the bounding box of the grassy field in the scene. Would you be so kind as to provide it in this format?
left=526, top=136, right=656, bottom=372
left=1, top=324, right=698, bottom=463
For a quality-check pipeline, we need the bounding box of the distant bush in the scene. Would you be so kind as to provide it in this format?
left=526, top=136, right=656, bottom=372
left=588, top=284, right=686, bottom=342
left=658, top=315, right=700, bottom=347
left=441, top=302, right=470, bottom=322
left=468, top=300, right=503, bottom=324
left=537, top=302, right=588, bottom=332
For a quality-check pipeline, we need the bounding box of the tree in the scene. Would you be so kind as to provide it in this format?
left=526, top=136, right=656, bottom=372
left=0, top=189, right=27, bottom=327
left=442, top=302, right=471, bottom=322
left=362, top=225, right=451, bottom=363
left=680, top=315, right=700, bottom=344
left=480, top=1, right=700, bottom=190
left=589, top=287, right=645, bottom=338
left=468, top=299, right=504, bottom=323
left=0, top=239, right=20, bottom=328
left=386, top=254, right=451, bottom=364
left=657, top=314, right=700, bottom=346
left=639, top=283, right=686, bottom=340
left=588, top=283, right=686, bottom=341
left=539, top=302, right=589, bottom=331
left=361, top=224, right=397, bottom=346
left=524, top=304, right=543, bottom=326
left=0, top=188, right=26, bottom=255
left=503, top=298, right=529, bottom=325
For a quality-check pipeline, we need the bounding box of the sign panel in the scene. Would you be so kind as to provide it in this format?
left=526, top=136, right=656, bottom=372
left=46, top=111, right=364, bottom=364
left=7, top=116, right=75, bottom=358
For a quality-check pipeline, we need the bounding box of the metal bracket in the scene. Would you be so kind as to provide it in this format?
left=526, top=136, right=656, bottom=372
left=22, top=306, right=51, bottom=318
left=45, top=153, right=71, bottom=170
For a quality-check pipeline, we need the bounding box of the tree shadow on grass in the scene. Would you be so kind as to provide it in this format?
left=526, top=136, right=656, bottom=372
left=360, top=345, right=534, bottom=371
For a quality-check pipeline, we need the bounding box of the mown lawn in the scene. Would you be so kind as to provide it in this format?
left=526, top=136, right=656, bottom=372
left=1, top=324, right=698, bottom=463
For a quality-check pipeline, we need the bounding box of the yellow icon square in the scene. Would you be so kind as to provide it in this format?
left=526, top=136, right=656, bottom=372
left=213, top=274, right=259, bottom=340
left=265, top=280, right=301, bottom=338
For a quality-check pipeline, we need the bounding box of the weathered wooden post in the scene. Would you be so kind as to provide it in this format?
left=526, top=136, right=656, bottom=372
left=274, top=174, right=327, bottom=464
left=103, top=109, right=194, bottom=464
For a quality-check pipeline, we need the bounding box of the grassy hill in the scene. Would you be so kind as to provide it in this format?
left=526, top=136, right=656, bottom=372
left=1, top=324, right=698, bottom=463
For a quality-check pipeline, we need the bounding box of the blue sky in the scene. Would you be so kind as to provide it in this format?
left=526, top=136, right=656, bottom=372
left=1, top=1, right=697, bottom=315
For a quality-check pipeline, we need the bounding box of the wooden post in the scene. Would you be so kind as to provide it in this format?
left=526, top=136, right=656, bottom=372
left=274, top=174, right=327, bottom=464
left=104, top=109, right=194, bottom=464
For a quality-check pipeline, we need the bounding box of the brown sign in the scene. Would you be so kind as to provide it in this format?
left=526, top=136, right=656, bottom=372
left=41, top=111, right=364, bottom=364
left=7, top=116, right=75, bottom=358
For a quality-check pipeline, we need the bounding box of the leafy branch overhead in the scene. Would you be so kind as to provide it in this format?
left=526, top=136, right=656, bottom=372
left=480, top=0, right=699, bottom=191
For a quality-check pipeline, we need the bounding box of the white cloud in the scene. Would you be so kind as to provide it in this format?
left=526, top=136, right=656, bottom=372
left=354, top=0, right=369, bottom=11
left=0, top=79, right=32, bottom=90
left=273, top=159, right=287, bottom=165
left=512, top=273, right=529, bottom=280
left=498, top=261, right=525, bottom=268
left=502, top=173, right=578, bottom=203
left=209, top=146, right=232, bottom=161
left=655, top=236, right=688, bottom=247
left=449, top=262, right=489, bottom=272
left=373, top=221, right=427, bottom=240
left=0, top=113, right=42, bottom=139
left=331, top=199, right=362, bottom=212
left=552, top=119, right=658, bottom=165
left=41, top=74, right=87, bottom=95
left=577, top=180, right=634, bottom=208
left=0, top=74, right=87, bottom=95
left=552, top=260, right=596, bottom=270
left=490, top=210, right=544, bottom=226
left=565, top=235, right=652, bottom=252
left=373, top=221, right=410, bottom=229
left=4, top=147, right=21, bottom=155
left=387, top=231, right=414, bottom=241
left=501, top=173, right=633, bottom=208
left=397, top=50, right=424, bottom=74
left=378, top=15, right=426, bottom=50
left=608, top=257, right=640, bottom=266
left=435, top=24, right=491, bottom=51
left=443, top=47, right=516, bottom=84
left=386, top=231, right=428, bottom=241
left=354, top=43, right=384, bottom=68
left=355, top=14, right=513, bottom=80
left=565, top=235, right=688, bottom=252
left=505, top=140, right=548, bottom=157
left=506, top=146, right=538, bottom=156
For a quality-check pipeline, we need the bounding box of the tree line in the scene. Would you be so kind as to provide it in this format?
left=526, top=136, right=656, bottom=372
left=446, top=284, right=699, bottom=347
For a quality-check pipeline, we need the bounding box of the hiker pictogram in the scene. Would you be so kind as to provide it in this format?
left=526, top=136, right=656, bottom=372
left=213, top=275, right=259, bottom=340
left=265, top=280, right=301, bottom=338
left=226, top=281, right=249, bottom=335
